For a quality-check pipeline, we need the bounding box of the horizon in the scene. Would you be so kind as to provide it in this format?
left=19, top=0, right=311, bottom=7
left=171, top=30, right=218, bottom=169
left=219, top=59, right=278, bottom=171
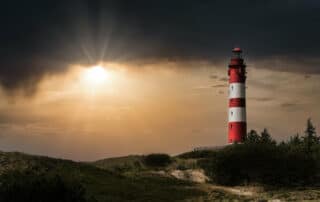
left=0, top=1, right=320, bottom=161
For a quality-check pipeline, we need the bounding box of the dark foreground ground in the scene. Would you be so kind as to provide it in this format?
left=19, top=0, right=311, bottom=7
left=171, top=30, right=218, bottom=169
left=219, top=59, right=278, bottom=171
left=1, top=151, right=320, bottom=202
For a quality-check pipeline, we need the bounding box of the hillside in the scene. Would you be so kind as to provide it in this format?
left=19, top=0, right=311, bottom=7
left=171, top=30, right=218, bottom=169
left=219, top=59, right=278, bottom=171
left=93, top=154, right=198, bottom=172
left=2, top=148, right=320, bottom=201
left=94, top=155, right=145, bottom=172
left=0, top=151, right=205, bottom=202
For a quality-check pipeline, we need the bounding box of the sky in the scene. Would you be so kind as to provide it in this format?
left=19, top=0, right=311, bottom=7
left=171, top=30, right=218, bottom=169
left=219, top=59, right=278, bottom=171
left=0, top=0, right=319, bottom=160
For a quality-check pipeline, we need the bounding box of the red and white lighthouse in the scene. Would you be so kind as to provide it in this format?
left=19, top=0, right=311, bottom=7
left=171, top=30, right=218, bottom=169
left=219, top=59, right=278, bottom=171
left=228, top=47, right=247, bottom=143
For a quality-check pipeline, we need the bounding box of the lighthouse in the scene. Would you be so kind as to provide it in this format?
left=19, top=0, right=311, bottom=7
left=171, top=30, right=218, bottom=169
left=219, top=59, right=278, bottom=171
left=228, top=47, right=247, bottom=143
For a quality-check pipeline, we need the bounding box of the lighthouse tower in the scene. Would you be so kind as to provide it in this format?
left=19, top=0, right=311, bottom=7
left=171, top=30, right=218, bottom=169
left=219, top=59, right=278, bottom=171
left=228, top=47, right=247, bottom=143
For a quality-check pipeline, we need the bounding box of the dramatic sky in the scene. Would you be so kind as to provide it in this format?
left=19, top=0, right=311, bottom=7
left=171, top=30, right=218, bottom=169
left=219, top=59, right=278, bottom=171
left=0, top=0, right=319, bottom=160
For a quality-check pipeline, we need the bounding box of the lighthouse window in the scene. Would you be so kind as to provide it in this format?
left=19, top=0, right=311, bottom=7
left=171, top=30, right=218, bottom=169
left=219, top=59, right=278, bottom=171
left=231, top=85, right=233, bottom=90
left=231, top=111, right=233, bottom=116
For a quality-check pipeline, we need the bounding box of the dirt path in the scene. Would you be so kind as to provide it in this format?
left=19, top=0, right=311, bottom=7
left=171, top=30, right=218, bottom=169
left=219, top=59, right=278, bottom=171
left=209, top=185, right=256, bottom=196
left=194, top=184, right=320, bottom=201
left=198, top=183, right=262, bottom=200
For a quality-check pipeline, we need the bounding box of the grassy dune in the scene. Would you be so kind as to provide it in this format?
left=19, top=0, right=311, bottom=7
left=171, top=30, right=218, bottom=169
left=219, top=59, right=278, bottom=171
left=0, top=152, right=205, bottom=202
left=2, top=151, right=320, bottom=201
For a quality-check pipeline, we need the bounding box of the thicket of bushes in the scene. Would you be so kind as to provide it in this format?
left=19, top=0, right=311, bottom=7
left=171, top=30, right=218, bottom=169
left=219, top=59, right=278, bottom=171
left=144, top=153, right=172, bottom=167
left=178, top=150, right=216, bottom=159
left=0, top=170, right=94, bottom=202
left=199, top=119, right=320, bottom=186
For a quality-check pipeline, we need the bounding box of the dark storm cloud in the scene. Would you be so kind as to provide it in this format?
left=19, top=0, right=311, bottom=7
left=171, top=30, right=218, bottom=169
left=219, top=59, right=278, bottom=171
left=255, top=56, right=320, bottom=75
left=304, top=75, right=311, bottom=79
left=1, top=0, right=320, bottom=94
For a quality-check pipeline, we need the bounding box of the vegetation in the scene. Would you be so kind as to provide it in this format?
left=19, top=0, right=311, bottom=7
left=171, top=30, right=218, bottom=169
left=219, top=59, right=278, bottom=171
left=0, top=152, right=205, bottom=202
left=0, top=170, right=91, bottom=202
left=144, top=153, right=172, bottom=167
left=177, top=150, right=217, bottom=159
left=94, top=155, right=145, bottom=173
left=0, top=119, right=320, bottom=201
left=93, top=154, right=174, bottom=172
left=199, top=119, right=320, bottom=186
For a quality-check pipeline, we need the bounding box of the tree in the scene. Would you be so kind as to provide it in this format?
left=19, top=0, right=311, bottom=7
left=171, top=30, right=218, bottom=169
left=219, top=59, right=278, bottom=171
left=304, top=118, right=318, bottom=153
left=260, top=128, right=276, bottom=144
left=244, top=130, right=260, bottom=144
left=288, top=133, right=302, bottom=146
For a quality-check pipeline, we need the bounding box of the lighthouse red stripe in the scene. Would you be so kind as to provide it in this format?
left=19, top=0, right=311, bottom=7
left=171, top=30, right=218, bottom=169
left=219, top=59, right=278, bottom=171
left=229, top=77, right=245, bottom=83
left=228, top=122, right=246, bottom=143
left=229, top=58, right=244, bottom=67
left=229, top=69, right=246, bottom=83
left=229, top=98, right=245, bottom=107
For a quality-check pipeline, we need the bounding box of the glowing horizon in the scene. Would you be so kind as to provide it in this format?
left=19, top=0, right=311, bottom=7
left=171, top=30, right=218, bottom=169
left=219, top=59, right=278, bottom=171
left=0, top=60, right=319, bottom=161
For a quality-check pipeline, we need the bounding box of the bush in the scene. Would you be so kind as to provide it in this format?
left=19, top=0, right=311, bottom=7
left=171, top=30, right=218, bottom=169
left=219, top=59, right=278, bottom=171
left=178, top=150, right=217, bottom=159
left=0, top=170, right=94, bottom=202
left=144, top=154, right=172, bottom=167
left=199, top=144, right=318, bottom=186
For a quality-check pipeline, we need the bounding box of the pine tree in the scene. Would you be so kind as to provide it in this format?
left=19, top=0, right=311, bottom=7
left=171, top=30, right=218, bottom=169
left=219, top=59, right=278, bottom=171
left=244, top=130, right=260, bottom=144
left=289, top=133, right=302, bottom=146
left=260, top=128, right=276, bottom=144
left=304, top=118, right=318, bottom=153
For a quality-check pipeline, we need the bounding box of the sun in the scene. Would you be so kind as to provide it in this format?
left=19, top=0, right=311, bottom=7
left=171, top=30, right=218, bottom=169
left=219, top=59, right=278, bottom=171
left=82, top=65, right=108, bottom=85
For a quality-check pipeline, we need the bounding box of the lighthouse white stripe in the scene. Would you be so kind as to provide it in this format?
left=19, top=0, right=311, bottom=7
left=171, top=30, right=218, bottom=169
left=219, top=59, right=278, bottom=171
left=228, top=107, right=246, bottom=122
left=229, top=83, right=245, bottom=99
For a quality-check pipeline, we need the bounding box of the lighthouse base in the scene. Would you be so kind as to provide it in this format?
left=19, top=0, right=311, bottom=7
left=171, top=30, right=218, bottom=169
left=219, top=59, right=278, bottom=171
left=228, top=122, right=246, bottom=143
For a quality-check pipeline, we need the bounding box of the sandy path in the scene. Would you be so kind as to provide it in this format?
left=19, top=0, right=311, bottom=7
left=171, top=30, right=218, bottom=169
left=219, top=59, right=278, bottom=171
left=199, top=184, right=257, bottom=197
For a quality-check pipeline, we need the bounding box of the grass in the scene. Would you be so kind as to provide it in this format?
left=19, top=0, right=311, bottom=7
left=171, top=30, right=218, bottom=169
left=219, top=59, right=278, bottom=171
left=0, top=151, right=205, bottom=202
left=93, top=155, right=145, bottom=173
left=93, top=154, right=200, bottom=174
left=3, top=151, right=320, bottom=201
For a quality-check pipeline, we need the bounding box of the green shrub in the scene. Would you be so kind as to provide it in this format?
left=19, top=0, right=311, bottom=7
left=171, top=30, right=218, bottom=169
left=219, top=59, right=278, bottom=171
left=199, top=144, right=317, bottom=186
left=144, top=154, right=172, bottom=167
left=0, top=170, right=94, bottom=202
left=178, top=150, right=217, bottom=159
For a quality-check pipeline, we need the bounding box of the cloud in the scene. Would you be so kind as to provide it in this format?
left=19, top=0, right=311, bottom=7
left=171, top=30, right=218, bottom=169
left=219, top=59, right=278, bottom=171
left=209, top=75, right=218, bottom=79
left=305, top=75, right=311, bottom=79
left=218, top=77, right=228, bottom=82
left=212, top=84, right=228, bottom=88
left=1, top=0, right=320, bottom=95
left=280, top=102, right=298, bottom=108
left=250, top=97, right=273, bottom=102
left=254, top=56, right=320, bottom=75
left=192, top=86, right=212, bottom=90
